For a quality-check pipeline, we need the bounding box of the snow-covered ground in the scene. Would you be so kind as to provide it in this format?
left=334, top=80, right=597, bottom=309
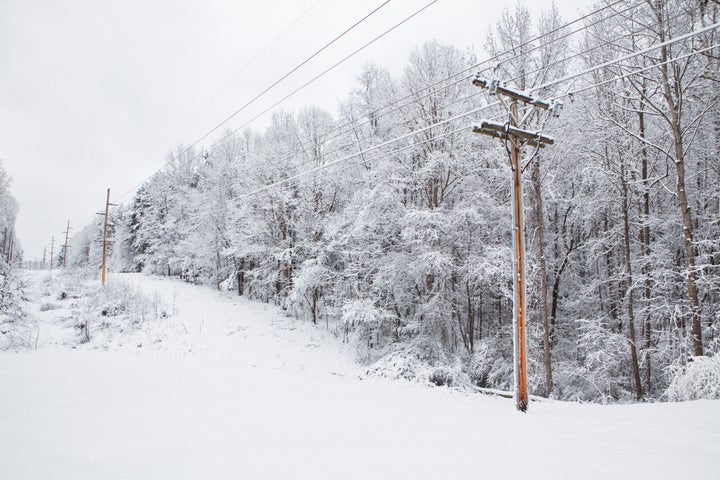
left=1, top=271, right=719, bottom=479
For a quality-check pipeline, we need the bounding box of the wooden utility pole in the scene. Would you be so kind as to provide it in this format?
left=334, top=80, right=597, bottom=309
left=101, top=189, right=111, bottom=286
left=7, top=232, right=14, bottom=264
left=50, top=236, right=55, bottom=273
left=62, top=220, right=72, bottom=268
left=1, top=228, right=6, bottom=260
left=509, top=98, right=529, bottom=412
left=472, top=76, right=557, bottom=412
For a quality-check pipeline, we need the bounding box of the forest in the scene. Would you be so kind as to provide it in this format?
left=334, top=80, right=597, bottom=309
left=0, top=160, right=24, bottom=345
left=11, top=0, right=719, bottom=402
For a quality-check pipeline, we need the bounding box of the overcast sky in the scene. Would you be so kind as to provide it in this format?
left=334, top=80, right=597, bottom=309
left=0, top=0, right=593, bottom=260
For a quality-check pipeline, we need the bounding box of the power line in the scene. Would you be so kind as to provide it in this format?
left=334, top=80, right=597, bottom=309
left=184, top=40, right=720, bottom=260
left=216, top=26, right=720, bottom=203
left=197, top=0, right=442, bottom=157
left=219, top=26, right=636, bottom=185
left=109, top=0, right=438, bottom=211
left=67, top=1, right=323, bottom=227
left=72, top=0, right=635, bottom=227
left=238, top=105, right=487, bottom=198
left=127, top=14, right=720, bottom=235
left=565, top=42, right=720, bottom=98
left=202, top=0, right=637, bottom=170
left=479, top=41, right=720, bottom=127
left=69, top=0, right=673, bottom=232
left=193, top=23, right=669, bottom=200
left=195, top=89, right=487, bottom=198
left=179, top=0, right=394, bottom=156
left=193, top=124, right=475, bottom=220
left=529, top=20, right=720, bottom=98
left=125, top=0, right=325, bottom=173
left=189, top=14, right=646, bottom=201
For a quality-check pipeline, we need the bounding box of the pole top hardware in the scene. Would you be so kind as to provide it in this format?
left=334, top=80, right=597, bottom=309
left=549, top=99, right=564, bottom=118
left=472, top=120, right=554, bottom=147
left=473, top=73, right=550, bottom=109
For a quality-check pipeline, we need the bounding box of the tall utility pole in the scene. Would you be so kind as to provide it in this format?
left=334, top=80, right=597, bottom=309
left=472, top=76, right=557, bottom=412
left=62, top=220, right=72, bottom=268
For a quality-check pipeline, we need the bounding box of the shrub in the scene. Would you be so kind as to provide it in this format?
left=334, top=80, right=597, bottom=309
left=665, top=356, right=720, bottom=401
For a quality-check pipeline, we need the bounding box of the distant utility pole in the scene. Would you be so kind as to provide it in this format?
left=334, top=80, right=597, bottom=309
left=7, top=232, right=13, bottom=264
left=62, top=220, right=73, bottom=268
left=472, top=75, right=558, bottom=412
left=50, top=236, right=55, bottom=273
left=97, top=189, right=117, bottom=286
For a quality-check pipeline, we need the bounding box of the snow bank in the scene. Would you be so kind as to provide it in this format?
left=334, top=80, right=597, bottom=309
left=1, top=271, right=718, bottom=479
left=1, top=350, right=718, bottom=480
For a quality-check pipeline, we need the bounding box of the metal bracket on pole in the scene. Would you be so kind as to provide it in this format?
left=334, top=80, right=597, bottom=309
left=473, top=73, right=551, bottom=109
left=473, top=121, right=554, bottom=146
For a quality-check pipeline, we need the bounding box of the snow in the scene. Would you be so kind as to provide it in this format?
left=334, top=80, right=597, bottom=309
left=1, top=271, right=719, bottom=479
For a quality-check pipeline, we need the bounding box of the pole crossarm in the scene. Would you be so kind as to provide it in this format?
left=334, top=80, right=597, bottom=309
left=472, top=75, right=551, bottom=110
left=472, top=121, right=554, bottom=147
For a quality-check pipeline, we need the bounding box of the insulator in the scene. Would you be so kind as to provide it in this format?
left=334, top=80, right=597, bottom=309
left=550, top=100, right=564, bottom=118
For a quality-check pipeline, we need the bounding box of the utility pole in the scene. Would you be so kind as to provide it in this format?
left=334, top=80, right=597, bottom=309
left=101, top=189, right=111, bottom=286
left=472, top=76, right=558, bottom=412
left=50, top=236, right=55, bottom=274
left=62, top=220, right=72, bottom=268
left=1, top=228, right=6, bottom=261
left=97, top=189, right=117, bottom=287
left=7, top=232, right=13, bottom=264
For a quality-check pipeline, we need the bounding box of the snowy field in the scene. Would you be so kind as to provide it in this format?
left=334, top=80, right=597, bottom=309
left=1, top=271, right=719, bottom=479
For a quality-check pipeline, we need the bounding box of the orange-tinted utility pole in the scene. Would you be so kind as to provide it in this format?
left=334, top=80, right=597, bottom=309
left=472, top=76, right=558, bottom=412
left=509, top=98, right=529, bottom=412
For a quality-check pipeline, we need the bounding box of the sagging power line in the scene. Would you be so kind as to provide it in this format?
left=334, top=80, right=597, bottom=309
left=67, top=0, right=638, bottom=230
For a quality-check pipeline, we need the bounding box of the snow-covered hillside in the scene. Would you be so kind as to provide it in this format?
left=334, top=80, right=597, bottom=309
left=1, top=271, right=719, bottom=480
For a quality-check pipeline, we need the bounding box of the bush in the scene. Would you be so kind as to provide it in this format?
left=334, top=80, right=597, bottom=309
left=366, top=344, right=473, bottom=389
left=665, top=356, right=720, bottom=401
left=468, top=339, right=513, bottom=391
left=88, top=280, right=166, bottom=323
left=39, top=302, right=60, bottom=312
left=427, top=362, right=472, bottom=388
left=365, top=348, right=427, bottom=381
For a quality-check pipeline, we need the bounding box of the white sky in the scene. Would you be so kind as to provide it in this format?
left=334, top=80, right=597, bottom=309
left=0, top=0, right=593, bottom=260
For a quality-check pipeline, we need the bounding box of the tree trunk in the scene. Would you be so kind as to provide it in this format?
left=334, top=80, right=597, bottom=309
left=638, top=100, right=654, bottom=393
left=672, top=133, right=703, bottom=356
left=465, top=280, right=474, bottom=353
left=620, top=158, right=644, bottom=400
left=655, top=1, right=703, bottom=356
left=530, top=158, right=553, bottom=395
left=311, top=286, right=319, bottom=325
left=237, top=258, right=245, bottom=296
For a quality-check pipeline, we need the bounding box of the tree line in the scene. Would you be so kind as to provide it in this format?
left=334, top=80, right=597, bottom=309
left=68, top=0, right=720, bottom=401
